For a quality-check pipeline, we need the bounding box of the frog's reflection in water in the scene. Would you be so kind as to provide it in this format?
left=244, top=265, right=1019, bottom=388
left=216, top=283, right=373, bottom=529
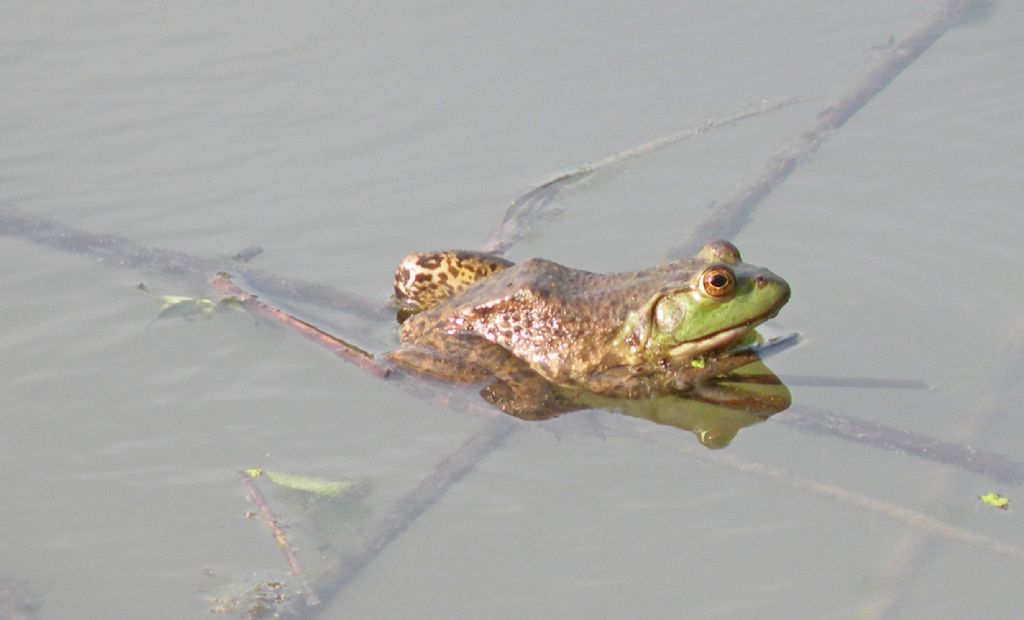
left=478, top=355, right=790, bottom=449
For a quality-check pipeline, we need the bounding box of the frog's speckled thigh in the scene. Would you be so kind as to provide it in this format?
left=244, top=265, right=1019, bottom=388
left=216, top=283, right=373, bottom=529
left=393, top=250, right=513, bottom=312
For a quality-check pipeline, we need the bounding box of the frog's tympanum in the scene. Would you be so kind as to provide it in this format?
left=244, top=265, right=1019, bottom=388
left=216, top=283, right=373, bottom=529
left=385, top=241, right=791, bottom=447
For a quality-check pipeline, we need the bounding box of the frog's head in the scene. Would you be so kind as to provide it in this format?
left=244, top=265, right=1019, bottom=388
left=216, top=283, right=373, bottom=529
left=621, top=240, right=790, bottom=365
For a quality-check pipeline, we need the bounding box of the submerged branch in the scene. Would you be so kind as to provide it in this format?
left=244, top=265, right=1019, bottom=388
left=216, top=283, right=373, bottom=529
left=857, top=312, right=1024, bottom=619
left=638, top=425, right=1024, bottom=560
left=0, top=206, right=389, bottom=321
left=210, top=273, right=391, bottom=379
left=781, top=406, right=1024, bottom=487
left=480, top=97, right=809, bottom=255
left=285, top=417, right=516, bottom=618
left=239, top=470, right=321, bottom=609
left=670, top=0, right=987, bottom=257
left=779, top=375, right=930, bottom=389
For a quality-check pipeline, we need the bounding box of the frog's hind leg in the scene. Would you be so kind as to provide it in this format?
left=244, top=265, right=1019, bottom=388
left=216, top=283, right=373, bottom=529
left=383, top=346, right=493, bottom=384
left=480, top=373, right=583, bottom=421
left=393, top=250, right=513, bottom=313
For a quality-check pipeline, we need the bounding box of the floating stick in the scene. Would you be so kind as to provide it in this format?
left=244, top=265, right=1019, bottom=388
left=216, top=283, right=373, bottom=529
left=0, top=205, right=388, bottom=321
left=637, top=426, right=1024, bottom=561
left=857, top=313, right=1024, bottom=619
left=239, top=470, right=321, bottom=608
left=670, top=0, right=989, bottom=257
left=209, top=273, right=391, bottom=379
left=284, top=417, right=516, bottom=618
left=480, top=97, right=809, bottom=255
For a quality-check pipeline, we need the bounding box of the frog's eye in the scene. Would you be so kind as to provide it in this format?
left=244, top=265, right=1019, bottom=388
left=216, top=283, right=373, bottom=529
left=701, top=267, right=735, bottom=298
left=654, top=296, right=687, bottom=332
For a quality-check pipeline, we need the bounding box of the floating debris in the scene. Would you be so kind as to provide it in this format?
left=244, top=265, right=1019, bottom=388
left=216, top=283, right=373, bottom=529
left=206, top=578, right=290, bottom=619
left=980, top=492, right=1010, bottom=510
left=137, top=283, right=244, bottom=323
left=245, top=469, right=369, bottom=499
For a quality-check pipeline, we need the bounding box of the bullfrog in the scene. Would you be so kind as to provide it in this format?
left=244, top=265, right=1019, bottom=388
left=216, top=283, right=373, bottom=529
left=385, top=240, right=790, bottom=417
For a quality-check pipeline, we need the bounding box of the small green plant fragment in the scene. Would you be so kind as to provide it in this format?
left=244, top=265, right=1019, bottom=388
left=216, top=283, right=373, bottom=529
left=690, top=358, right=706, bottom=369
left=247, top=468, right=369, bottom=499
left=207, top=579, right=289, bottom=618
left=139, top=282, right=247, bottom=323
left=218, top=295, right=243, bottom=310
left=156, top=295, right=217, bottom=320
left=980, top=492, right=1009, bottom=510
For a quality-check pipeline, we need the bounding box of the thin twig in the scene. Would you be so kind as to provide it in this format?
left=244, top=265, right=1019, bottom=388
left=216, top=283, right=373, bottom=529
left=669, top=0, right=988, bottom=257
left=0, top=205, right=388, bottom=321
left=779, top=375, right=929, bottom=389
left=239, top=470, right=321, bottom=608
left=636, top=426, right=1024, bottom=561
left=209, top=273, right=391, bottom=379
left=480, top=96, right=810, bottom=255
left=857, top=315, right=1024, bottom=619
left=284, top=417, right=516, bottom=618
left=779, top=406, right=1024, bottom=487
left=213, top=268, right=516, bottom=617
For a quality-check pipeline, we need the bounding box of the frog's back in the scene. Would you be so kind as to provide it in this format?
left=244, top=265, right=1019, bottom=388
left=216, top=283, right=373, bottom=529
left=400, top=258, right=687, bottom=383
left=448, top=257, right=687, bottom=312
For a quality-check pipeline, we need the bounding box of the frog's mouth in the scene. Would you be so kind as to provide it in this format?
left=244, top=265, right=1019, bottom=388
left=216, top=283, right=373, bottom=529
left=667, top=321, right=761, bottom=360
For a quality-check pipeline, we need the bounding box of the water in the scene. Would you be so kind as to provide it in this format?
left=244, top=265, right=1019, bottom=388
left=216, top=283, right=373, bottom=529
left=2, top=1, right=1023, bottom=618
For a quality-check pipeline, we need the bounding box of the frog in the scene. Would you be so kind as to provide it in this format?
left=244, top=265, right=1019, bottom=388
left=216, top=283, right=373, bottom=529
left=384, top=240, right=790, bottom=421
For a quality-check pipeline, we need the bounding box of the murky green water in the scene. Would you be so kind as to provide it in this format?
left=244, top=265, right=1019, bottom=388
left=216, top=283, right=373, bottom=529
left=2, top=2, right=1023, bottom=618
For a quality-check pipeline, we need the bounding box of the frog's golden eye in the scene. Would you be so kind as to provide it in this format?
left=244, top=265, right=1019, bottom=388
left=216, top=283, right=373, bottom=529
left=701, top=267, right=735, bottom=298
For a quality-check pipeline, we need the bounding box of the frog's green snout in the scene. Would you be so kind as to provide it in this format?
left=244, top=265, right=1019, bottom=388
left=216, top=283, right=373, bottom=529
left=754, top=272, right=790, bottom=317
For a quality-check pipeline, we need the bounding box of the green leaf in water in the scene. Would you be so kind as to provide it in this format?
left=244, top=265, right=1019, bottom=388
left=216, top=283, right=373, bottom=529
left=139, top=282, right=247, bottom=323
left=157, top=295, right=216, bottom=319
left=246, top=468, right=369, bottom=499
left=980, top=492, right=1009, bottom=510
